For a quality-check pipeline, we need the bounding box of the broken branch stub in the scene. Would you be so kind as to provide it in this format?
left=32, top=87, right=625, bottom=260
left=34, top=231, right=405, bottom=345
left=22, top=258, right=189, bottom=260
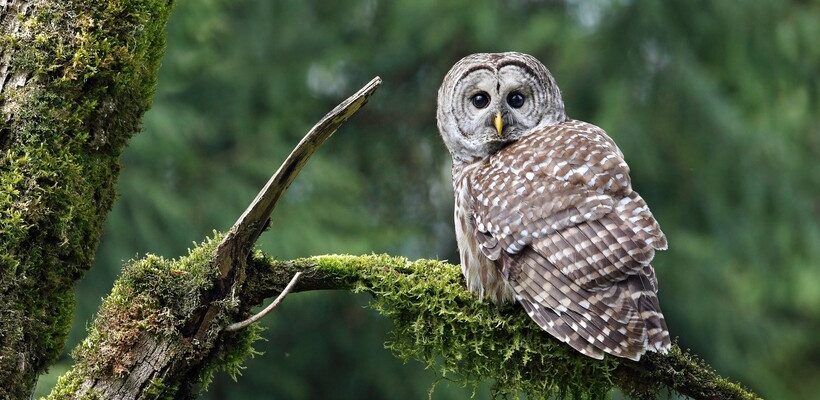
left=218, top=76, right=383, bottom=278
left=191, top=76, right=381, bottom=343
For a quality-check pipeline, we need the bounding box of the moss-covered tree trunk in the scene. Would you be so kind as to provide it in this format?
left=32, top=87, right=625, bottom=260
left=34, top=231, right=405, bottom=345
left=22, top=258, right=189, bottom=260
left=0, top=0, right=173, bottom=397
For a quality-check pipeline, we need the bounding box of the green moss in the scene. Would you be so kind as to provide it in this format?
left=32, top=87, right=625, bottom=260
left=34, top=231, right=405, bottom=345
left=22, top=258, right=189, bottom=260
left=196, top=324, right=264, bottom=390
left=284, top=254, right=616, bottom=399
left=50, top=233, right=264, bottom=397
left=0, top=0, right=174, bottom=396
left=44, top=369, right=99, bottom=400
left=618, top=345, right=759, bottom=400
left=72, top=234, right=223, bottom=378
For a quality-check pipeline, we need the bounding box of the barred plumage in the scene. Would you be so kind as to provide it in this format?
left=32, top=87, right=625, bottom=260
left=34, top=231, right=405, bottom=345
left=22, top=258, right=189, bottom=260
left=439, top=53, right=671, bottom=361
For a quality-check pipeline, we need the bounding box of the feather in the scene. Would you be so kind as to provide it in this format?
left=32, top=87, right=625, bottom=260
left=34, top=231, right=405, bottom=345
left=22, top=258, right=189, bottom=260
left=456, top=119, right=672, bottom=360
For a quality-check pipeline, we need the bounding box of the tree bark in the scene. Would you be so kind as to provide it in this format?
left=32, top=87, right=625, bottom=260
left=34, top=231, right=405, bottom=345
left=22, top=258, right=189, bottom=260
left=0, top=0, right=173, bottom=397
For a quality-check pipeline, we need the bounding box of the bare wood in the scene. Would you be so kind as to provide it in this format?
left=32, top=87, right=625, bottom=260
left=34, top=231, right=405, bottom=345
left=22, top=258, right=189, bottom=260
left=231, top=76, right=382, bottom=236
left=0, top=0, right=34, bottom=125
left=215, top=76, right=383, bottom=279
left=192, top=76, right=382, bottom=346
left=225, top=272, right=302, bottom=332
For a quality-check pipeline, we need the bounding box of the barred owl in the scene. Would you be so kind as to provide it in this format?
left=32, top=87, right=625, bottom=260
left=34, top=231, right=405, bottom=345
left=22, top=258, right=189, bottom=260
left=436, top=52, right=671, bottom=360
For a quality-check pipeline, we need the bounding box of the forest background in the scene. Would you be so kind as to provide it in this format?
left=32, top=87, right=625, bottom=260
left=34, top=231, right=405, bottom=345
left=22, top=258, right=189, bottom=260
left=34, top=1, right=819, bottom=399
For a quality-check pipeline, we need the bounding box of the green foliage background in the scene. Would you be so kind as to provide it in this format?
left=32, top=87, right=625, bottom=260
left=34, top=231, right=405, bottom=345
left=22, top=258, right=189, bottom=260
left=36, top=0, right=818, bottom=399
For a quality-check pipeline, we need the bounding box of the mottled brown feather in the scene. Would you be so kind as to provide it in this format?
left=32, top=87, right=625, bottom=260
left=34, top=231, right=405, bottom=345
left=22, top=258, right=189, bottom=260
left=456, top=120, right=671, bottom=359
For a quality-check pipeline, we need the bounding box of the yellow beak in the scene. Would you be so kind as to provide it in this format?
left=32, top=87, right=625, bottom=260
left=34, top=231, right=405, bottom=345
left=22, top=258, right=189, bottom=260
left=494, top=112, right=503, bottom=137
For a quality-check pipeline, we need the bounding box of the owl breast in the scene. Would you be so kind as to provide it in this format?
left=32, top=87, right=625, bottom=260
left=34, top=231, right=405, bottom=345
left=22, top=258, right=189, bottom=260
left=453, top=164, right=515, bottom=304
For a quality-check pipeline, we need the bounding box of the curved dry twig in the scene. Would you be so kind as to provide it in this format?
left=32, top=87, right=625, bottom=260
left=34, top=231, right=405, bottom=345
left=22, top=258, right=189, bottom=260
left=225, top=272, right=302, bottom=332
left=215, top=77, right=383, bottom=279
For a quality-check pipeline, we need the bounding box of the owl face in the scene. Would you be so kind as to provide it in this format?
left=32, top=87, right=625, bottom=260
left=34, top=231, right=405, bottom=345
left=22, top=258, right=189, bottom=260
left=437, top=52, right=566, bottom=163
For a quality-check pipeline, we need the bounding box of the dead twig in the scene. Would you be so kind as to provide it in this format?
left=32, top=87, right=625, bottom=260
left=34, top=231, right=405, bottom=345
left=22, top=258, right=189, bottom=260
left=225, top=272, right=302, bottom=331
left=216, top=76, right=384, bottom=280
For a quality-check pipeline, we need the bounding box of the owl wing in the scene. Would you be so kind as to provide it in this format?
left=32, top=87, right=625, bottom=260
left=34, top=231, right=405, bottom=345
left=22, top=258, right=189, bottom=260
left=468, top=120, right=670, bottom=360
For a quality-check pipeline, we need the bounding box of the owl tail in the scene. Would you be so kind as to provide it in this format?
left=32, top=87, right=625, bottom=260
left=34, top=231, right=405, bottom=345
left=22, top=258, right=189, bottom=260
left=628, top=265, right=671, bottom=353
left=511, top=250, right=647, bottom=360
left=511, top=250, right=671, bottom=360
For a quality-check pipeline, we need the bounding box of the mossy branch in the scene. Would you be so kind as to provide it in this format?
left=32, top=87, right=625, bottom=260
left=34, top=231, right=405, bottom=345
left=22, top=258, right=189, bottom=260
left=50, top=248, right=760, bottom=400
left=243, top=254, right=761, bottom=400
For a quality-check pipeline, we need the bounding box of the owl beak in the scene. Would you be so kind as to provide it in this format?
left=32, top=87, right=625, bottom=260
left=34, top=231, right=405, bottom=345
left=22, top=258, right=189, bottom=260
left=493, top=112, right=504, bottom=137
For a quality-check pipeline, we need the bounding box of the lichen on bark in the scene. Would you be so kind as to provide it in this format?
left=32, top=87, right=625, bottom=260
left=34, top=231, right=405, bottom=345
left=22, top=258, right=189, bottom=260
left=0, top=0, right=174, bottom=397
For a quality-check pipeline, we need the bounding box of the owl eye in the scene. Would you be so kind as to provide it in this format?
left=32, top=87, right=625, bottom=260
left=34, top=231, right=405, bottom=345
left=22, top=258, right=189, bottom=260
left=507, top=91, right=525, bottom=108
left=470, top=92, right=490, bottom=109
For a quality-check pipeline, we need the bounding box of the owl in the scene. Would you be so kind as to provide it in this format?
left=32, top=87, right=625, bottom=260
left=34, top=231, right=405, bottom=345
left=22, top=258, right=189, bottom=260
left=436, top=52, right=671, bottom=360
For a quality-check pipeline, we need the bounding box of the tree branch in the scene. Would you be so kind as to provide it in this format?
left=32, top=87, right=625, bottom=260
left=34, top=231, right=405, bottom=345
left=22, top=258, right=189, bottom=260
left=242, top=254, right=761, bottom=400
left=49, top=250, right=760, bottom=399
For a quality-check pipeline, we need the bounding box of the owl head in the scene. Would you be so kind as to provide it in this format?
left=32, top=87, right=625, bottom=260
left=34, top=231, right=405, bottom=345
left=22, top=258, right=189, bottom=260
left=436, top=52, right=566, bottom=163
